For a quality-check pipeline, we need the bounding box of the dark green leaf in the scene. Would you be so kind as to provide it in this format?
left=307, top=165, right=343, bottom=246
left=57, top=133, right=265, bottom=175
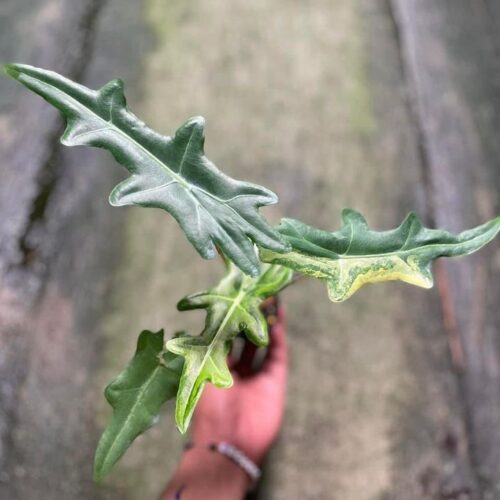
left=260, top=209, right=500, bottom=302
left=93, top=329, right=183, bottom=481
left=4, top=63, right=289, bottom=276
left=166, top=262, right=293, bottom=433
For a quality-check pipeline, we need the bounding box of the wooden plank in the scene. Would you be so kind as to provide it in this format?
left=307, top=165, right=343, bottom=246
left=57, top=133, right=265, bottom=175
left=0, top=0, right=143, bottom=498
left=392, top=1, right=500, bottom=497
left=0, top=0, right=101, bottom=289
left=0, top=1, right=102, bottom=496
left=1, top=0, right=498, bottom=498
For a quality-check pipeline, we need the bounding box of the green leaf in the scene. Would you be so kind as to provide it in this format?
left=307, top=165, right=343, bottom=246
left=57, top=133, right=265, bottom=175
left=4, top=63, right=289, bottom=276
left=93, top=329, right=183, bottom=481
left=166, top=262, right=293, bottom=433
left=260, top=209, right=500, bottom=302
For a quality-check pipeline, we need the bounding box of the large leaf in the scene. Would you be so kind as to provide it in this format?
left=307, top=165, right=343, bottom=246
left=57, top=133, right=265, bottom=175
left=260, top=209, right=500, bottom=302
left=93, top=329, right=183, bottom=481
left=4, top=63, right=289, bottom=276
left=166, top=262, right=293, bottom=433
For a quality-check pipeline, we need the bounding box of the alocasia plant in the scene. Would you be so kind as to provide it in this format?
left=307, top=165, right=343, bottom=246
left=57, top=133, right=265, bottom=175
left=168, top=261, right=293, bottom=433
left=4, top=63, right=500, bottom=480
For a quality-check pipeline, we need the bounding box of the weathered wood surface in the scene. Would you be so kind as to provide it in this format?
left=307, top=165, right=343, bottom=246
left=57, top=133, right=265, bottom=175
left=0, top=0, right=150, bottom=498
left=0, top=0, right=105, bottom=497
left=0, top=0, right=101, bottom=289
left=393, top=1, right=500, bottom=497
left=0, top=0, right=498, bottom=499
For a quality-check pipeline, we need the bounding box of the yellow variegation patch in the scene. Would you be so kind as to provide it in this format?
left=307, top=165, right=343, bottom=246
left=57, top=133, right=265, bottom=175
left=260, top=210, right=500, bottom=303
left=261, top=249, right=433, bottom=302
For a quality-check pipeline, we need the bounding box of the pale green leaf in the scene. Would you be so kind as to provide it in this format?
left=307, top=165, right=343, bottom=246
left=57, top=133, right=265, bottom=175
left=93, top=329, right=183, bottom=481
left=4, top=63, right=289, bottom=276
left=166, top=262, right=293, bottom=433
left=260, top=209, right=500, bottom=302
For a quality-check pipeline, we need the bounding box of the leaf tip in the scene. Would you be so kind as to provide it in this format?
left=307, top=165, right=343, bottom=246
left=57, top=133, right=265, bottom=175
left=262, top=189, right=279, bottom=206
left=101, top=77, right=124, bottom=93
left=174, top=403, right=191, bottom=435
left=93, top=448, right=108, bottom=483
left=247, top=265, right=261, bottom=278
left=4, top=63, right=20, bottom=80
left=178, top=115, right=206, bottom=139
left=176, top=420, right=189, bottom=435
left=165, top=337, right=183, bottom=356
left=187, top=115, right=206, bottom=128
left=93, top=468, right=104, bottom=484
left=176, top=297, right=190, bottom=311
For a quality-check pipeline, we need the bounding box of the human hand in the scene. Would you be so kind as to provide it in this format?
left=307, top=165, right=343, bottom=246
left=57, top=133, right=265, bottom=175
left=161, top=301, right=288, bottom=499
left=191, top=300, right=288, bottom=464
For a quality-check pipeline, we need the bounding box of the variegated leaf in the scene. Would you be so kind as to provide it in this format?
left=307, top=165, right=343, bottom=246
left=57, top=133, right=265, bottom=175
left=166, top=261, right=293, bottom=433
left=260, top=209, right=500, bottom=302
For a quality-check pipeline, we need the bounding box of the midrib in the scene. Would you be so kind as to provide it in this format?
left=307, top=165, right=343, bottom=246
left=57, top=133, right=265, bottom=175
left=102, top=364, right=162, bottom=468
left=288, top=228, right=497, bottom=261
left=38, top=76, right=265, bottom=247
left=202, top=289, right=246, bottom=369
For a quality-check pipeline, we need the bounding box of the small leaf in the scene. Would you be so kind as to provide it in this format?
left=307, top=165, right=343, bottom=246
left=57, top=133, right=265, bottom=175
left=4, top=63, right=289, bottom=276
left=167, top=262, right=293, bottom=433
left=93, top=329, right=183, bottom=481
left=260, top=209, right=500, bottom=302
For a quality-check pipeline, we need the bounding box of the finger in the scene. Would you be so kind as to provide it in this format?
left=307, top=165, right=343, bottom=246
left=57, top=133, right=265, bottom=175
left=228, top=336, right=244, bottom=370
left=261, top=305, right=288, bottom=379
left=233, top=297, right=280, bottom=377
left=234, top=340, right=258, bottom=377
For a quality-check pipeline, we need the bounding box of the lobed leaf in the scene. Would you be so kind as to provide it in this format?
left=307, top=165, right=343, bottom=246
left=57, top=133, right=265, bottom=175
left=93, top=329, right=183, bottom=481
left=166, top=262, right=293, bottom=433
left=260, top=209, right=500, bottom=302
left=4, top=63, right=289, bottom=276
